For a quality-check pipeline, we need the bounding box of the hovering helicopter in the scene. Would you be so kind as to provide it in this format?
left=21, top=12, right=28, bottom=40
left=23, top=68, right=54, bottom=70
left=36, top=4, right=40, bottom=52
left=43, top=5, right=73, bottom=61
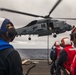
left=0, top=0, right=75, bottom=40
left=16, top=19, right=73, bottom=40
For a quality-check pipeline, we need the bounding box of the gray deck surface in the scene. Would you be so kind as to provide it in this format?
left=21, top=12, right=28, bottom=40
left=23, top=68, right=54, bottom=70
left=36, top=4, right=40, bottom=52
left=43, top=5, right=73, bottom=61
left=22, top=60, right=51, bottom=75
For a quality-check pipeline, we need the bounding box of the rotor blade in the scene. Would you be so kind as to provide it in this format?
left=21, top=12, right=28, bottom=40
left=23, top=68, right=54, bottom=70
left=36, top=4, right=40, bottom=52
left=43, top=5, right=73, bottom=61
left=48, top=0, right=62, bottom=17
left=53, top=18, right=76, bottom=20
left=0, top=8, right=45, bottom=18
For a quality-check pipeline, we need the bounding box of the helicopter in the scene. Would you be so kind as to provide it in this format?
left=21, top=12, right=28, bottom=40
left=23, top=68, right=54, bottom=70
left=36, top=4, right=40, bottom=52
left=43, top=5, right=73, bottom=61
left=15, top=19, right=73, bottom=40
left=0, top=0, right=75, bottom=40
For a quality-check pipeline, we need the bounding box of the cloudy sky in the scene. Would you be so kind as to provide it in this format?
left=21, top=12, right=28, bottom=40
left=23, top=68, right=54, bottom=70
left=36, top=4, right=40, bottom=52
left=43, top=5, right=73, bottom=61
left=0, top=0, right=76, bottom=49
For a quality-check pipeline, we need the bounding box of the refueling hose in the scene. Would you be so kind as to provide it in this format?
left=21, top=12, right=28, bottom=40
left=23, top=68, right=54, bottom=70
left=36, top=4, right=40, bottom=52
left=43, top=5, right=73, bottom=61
left=22, top=60, right=36, bottom=75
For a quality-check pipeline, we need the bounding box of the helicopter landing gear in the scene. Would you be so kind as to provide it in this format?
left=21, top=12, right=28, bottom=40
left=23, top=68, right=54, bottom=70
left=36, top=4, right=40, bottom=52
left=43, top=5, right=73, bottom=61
left=53, top=33, right=57, bottom=38
left=28, top=35, right=31, bottom=40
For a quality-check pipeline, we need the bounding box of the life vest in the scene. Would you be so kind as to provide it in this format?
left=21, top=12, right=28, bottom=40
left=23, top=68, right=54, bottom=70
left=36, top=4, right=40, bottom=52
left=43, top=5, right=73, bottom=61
left=70, top=54, right=76, bottom=75
left=55, top=46, right=62, bottom=59
left=50, top=46, right=62, bottom=61
left=63, top=45, right=76, bottom=71
left=50, top=41, right=62, bottom=61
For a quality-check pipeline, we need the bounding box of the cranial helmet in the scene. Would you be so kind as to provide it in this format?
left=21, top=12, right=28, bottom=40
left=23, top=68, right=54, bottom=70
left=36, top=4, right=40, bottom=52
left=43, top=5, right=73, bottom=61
left=0, top=17, right=14, bottom=32
left=54, top=41, right=60, bottom=46
left=61, top=37, right=71, bottom=46
left=0, top=17, right=17, bottom=41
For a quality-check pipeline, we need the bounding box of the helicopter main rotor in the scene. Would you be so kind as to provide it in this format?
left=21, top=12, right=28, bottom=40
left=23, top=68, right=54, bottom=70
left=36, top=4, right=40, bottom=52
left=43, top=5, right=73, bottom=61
left=0, top=0, right=62, bottom=18
left=0, top=0, right=76, bottom=20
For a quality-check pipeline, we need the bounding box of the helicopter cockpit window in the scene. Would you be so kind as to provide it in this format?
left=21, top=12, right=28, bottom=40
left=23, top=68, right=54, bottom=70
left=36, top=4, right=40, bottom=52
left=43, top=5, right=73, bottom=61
left=41, top=23, right=46, bottom=27
left=25, top=20, right=37, bottom=27
left=62, top=21, right=66, bottom=24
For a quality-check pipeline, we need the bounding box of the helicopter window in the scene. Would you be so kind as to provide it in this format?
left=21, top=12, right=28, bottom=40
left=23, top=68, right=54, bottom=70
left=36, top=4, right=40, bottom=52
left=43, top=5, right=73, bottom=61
left=62, top=21, right=66, bottom=24
left=41, top=23, right=46, bottom=27
left=25, top=20, right=37, bottom=27
left=48, top=22, right=54, bottom=30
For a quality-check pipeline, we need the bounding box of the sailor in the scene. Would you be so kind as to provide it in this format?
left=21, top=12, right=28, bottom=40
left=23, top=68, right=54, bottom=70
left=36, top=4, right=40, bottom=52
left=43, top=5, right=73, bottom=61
left=70, top=27, right=76, bottom=75
left=70, top=27, right=76, bottom=47
left=0, top=18, right=23, bottom=75
left=50, top=41, right=62, bottom=75
left=55, top=37, right=76, bottom=75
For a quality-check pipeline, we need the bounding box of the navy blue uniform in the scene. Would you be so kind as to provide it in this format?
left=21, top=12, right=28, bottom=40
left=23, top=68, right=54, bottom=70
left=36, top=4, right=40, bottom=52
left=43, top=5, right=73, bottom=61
left=0, top=39, right=23, bottom=75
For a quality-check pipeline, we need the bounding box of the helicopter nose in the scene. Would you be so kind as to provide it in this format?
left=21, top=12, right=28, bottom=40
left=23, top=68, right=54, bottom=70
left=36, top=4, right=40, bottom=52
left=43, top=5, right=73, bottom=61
left=67, top=24, right=73, bottom=31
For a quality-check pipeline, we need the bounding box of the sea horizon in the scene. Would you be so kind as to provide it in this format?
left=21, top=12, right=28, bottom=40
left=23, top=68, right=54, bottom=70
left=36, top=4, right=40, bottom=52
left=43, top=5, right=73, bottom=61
left=16, top=48, right=51, bottom=60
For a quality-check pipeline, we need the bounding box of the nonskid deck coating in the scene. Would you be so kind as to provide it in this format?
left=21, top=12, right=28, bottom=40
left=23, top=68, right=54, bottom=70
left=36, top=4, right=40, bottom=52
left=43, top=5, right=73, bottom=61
left=22, top=60, right=51, bottom=75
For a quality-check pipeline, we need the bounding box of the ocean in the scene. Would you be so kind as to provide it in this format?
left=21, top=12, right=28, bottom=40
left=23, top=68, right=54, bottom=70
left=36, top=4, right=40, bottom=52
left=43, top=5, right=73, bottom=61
left=16, top=49, right=51, bottom=60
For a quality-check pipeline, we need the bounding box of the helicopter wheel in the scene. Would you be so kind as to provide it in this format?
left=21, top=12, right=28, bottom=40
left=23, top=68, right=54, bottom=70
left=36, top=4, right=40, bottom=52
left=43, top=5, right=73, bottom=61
left=53, top=33, right=57, bottom=38
left=28, top=37, right=31, bottom=40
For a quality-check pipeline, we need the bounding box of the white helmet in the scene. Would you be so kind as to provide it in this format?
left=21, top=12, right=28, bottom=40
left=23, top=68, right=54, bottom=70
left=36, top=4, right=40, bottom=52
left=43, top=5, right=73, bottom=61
left=61, top=37, right=71, bottom=46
